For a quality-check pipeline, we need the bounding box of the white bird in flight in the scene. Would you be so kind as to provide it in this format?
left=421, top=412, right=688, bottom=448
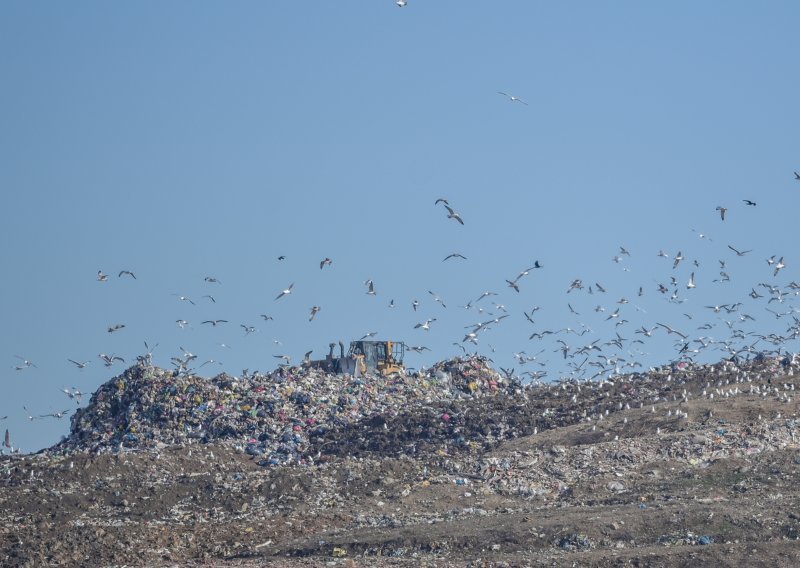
left=275, top=282, right=294, bottom=300
left=443, top=204, right=464, bottom=225
left=497, top=91, right=528, bottom=105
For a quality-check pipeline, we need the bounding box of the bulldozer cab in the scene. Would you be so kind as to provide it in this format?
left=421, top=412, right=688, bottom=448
left=348, top=340, right=405, bottom=375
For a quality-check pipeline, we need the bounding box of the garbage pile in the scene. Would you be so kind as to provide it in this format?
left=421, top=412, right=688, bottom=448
left=55, top=355, right=519, bottom=464
left=53, top=352, right=800, bottom=470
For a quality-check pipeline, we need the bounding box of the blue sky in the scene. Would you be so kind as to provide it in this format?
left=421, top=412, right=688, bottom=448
left=2, top=1, right=799, bottom=452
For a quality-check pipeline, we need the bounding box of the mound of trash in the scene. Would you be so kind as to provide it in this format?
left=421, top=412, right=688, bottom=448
left=53, top=352, right=800, bottom=467
left=55, top=355, right=520, bottom=464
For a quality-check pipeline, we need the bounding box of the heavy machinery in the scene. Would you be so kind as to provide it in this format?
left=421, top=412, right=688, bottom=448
left=311, top=340, right=406, bottom=376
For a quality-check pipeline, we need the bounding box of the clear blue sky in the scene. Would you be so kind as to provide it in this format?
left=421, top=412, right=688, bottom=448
left=2, top=1, right=799, bottom=452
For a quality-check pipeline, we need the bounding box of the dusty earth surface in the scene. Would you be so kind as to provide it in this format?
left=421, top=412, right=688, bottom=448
left=2, top=357, right=800, bottom=567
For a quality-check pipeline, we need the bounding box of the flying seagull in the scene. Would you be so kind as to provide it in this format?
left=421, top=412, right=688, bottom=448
left=396, top=0, right=407, bottom=6
left=443, top=204, right=464, bottom=225
left=743, top=199, right=757, bottom=206
left=497, top=91, right=528, bottom=105
left=68, top=359, right=89, bottom=369
left=794, top=172, right=799, bottom=180
left=118, top=270, right=136, bottom=279
left=201, top=319, right=228, bottom=326
left=443, top=252, right=467, bottom=262
left=14, top=356, right=36, bottom=369
left=97, top=270, right=108, bottom=282
left=365, top=279, right=376, bottom=295
left=774, top=257, right=786, bottom=277
left=319, top=258, right=333, bottom=270
left=428, top=290, right=447, bottom=308
left=309, top=306, right=321, bottom=321
left=727, top=245, right=752, bottom=257
left=655, top=322, right=688, bottom=339
left=716, top=206, right=727, bottom=221
left=275, top=282, right=294, bottom=300
left=99, top=353, right=124, bottom=366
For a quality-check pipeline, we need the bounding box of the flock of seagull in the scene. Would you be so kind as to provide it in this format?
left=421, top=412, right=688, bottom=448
left=9, top=175, right=800, bottom=386
left=3, top=71, right=800, bottom=455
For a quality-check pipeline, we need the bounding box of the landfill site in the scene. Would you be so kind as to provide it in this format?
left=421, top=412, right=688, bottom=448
left=1, top=351, right=799, bottom=567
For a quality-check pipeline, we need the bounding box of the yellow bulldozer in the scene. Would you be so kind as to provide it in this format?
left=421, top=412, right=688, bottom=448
left=311, top=340, right=406, bottom=376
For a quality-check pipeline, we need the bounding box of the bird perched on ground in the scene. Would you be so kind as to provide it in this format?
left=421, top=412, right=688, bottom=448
left=319, top=258, right=332, bottom=269
left=497, top=91, right=528, bottom=105
left=275, top=283, right=294, bottom=300
left=743, top=199, right=757, bottom=206
left=118, top=270, right=136, bottom=279
left=716, top=206, right=727, bottom=220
